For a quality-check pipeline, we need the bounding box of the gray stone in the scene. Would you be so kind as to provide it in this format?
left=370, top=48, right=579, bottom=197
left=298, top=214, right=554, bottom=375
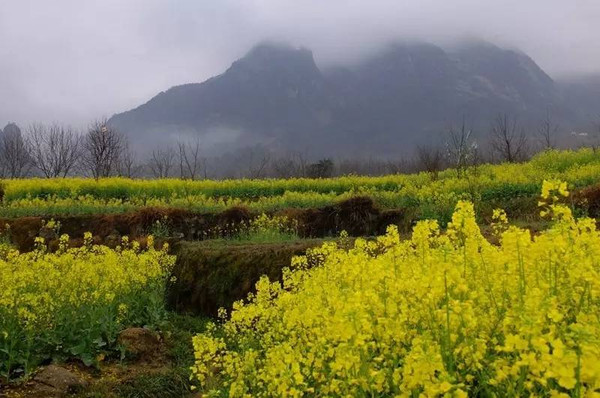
left=34, top=365, right=87, bottom=393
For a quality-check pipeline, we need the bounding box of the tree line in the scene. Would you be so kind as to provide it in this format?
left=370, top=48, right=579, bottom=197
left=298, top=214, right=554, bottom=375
left=0, top=111, right=598, bottom=179
left=0, top=119, right=207, bottom=180
left=414, top=111, right=598, bottom=179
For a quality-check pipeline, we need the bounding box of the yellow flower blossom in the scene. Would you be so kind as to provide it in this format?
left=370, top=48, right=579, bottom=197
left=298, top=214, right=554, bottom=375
left=0, top=235, right=175, bottom=378
left=191, top=182, right=600, bottom=396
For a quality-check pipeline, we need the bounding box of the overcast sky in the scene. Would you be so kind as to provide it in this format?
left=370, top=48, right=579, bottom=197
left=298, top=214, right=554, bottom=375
left=1, top=0, right=599, bottom=128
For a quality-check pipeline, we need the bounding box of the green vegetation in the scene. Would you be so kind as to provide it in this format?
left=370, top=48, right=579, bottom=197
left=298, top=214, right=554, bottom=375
left=169, top=238, right=325, bottom=316
left=4, top=149, right=600, bottom=397
left=210, top=213, right=299, bottom=243
left=0, top=149, right=599, bottom=220
left=0, top=238, right=175, bottom=381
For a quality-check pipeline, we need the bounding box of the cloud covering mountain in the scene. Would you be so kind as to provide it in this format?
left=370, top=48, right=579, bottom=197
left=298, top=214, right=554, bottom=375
left=109, top=40, right=595, bottom=157
left=1, top=1, right=599, bottom=127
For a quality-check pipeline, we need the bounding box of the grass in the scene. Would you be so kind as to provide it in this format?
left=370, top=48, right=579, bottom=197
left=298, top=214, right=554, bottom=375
left=230, top=229, right=299, bottom=243
left=204, top=213, right=300, bottom=243
left=113, top=370, right=191, bottom=398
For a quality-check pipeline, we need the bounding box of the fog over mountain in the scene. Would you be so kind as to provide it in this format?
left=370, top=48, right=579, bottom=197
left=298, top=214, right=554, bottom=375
left=1, top=0, right=599, bottom=128
left=1, top=2, right=599, bottom=159
left=108, top=40, right=598, bottom=157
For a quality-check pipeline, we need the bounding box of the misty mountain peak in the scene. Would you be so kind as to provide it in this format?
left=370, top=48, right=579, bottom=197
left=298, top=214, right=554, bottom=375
left=109, top=39, right=581, bottom=157
left=450, top=39, right=555, bottom=106
left=227, top=42, right=319, bottom=78
left=376, top=41, right=448, bottom=60
left=453, top=39, right=552, bottom=80
left=354, top=41, right=454, bottom=84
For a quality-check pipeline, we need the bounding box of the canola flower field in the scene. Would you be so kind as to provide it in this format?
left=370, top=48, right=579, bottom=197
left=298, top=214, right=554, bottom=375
left=191, top=181, right=600, bottom=397
left=3, top=150, right=600, bottom=396
left=0, top=235, right=174, bottom=381
left=1, top=149, right=600, bottom=218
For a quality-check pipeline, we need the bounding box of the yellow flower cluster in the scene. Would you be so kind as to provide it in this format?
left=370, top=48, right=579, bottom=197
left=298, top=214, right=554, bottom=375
left=540, top=180, right=571, bottom=219
left=0, top=236, right=175, bottom=379
left=191, top=182, right=600, bottom=397
left=1, top=148, right=600, bottom=218
left=238, top=213, right=299, bottom=242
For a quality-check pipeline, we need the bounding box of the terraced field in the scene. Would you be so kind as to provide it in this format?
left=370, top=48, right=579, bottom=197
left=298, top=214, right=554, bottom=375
left=2, top=149, right=600, bottom=397
left=1, top=149, right=599, bottom=220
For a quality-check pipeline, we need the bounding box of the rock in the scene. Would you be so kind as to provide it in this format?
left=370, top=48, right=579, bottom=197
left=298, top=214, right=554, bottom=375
left=39, top=227, right=59, bottom=242
left=34, top=365, right=87, bottom=393
left=118, top=327, right=160, bottom=356
left=105, top=231, right=122, bottom=247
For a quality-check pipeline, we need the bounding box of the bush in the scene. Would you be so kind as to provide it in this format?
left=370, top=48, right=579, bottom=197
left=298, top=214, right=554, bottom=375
left=307, top=159, right=335, bottom=178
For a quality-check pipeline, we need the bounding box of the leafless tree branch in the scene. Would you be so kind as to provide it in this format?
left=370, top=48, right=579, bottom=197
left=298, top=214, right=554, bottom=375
left=537, top=109, right=558, bottom=150
left=416, top=145, right=444, bottom=179
left=177, top=138, right=204, bottom=180
left=446, top=116, right=477, bottom=177
left=116, top=141, right=142, bottom=178
left=82, top=119, right=124, bottom=179
left=148, top=147, right=175, bottom=178
left=29, top=123, right=81, bottom=178
left=489, top=113, right=528, bottom=162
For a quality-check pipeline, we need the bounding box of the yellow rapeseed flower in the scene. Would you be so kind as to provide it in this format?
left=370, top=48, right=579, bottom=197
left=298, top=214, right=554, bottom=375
left=191, top=182, right=600, bottom=396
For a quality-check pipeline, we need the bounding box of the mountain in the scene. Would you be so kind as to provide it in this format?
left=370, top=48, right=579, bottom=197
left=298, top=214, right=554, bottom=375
left=322, top=40, right=563, bottom=153
left=109, top=40, right=587, bottom=157
left=557, top=74, right=600, bottom=128
left=110, top=43, right=336, bottom=154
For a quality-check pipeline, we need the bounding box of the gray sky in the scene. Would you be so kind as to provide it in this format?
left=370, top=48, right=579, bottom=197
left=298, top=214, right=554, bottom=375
left=1, top=0, right=599, bottom=127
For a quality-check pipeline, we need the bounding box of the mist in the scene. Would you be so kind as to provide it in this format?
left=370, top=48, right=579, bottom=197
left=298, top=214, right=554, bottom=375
left=1, top=0, right=599, bottom=127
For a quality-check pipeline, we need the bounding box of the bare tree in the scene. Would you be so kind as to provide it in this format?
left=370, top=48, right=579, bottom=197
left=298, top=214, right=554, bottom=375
left=336, top=157, right=394, bottom=176
left=293, top=151, right=309, bottom=177
left=272, top=156, right=300, bottom=178
left=334, top=158, right=359, bottom=176
left=490, top=113, right=528, bottom=162
left=177, top=138, right=204, bottom=180
left=379, top=158, right=417, bottom=175
left=537, top=109, right=558, bottom=150
left=446, top=117, right=477, bottom=177
left=148, top=147, right=175, bottom=178
left=243, top=146, right=272, bottom=178
left=28, top=123, right=81, bottom=178
left=271, top=150, right=314, bottom=178
left=0, top=123, right=31, bottom=178
left=82, top=119, right=124, bottom=179
left=416, top=145, right=444, bottom=179
left=116, top=142, right=141, bottom=178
